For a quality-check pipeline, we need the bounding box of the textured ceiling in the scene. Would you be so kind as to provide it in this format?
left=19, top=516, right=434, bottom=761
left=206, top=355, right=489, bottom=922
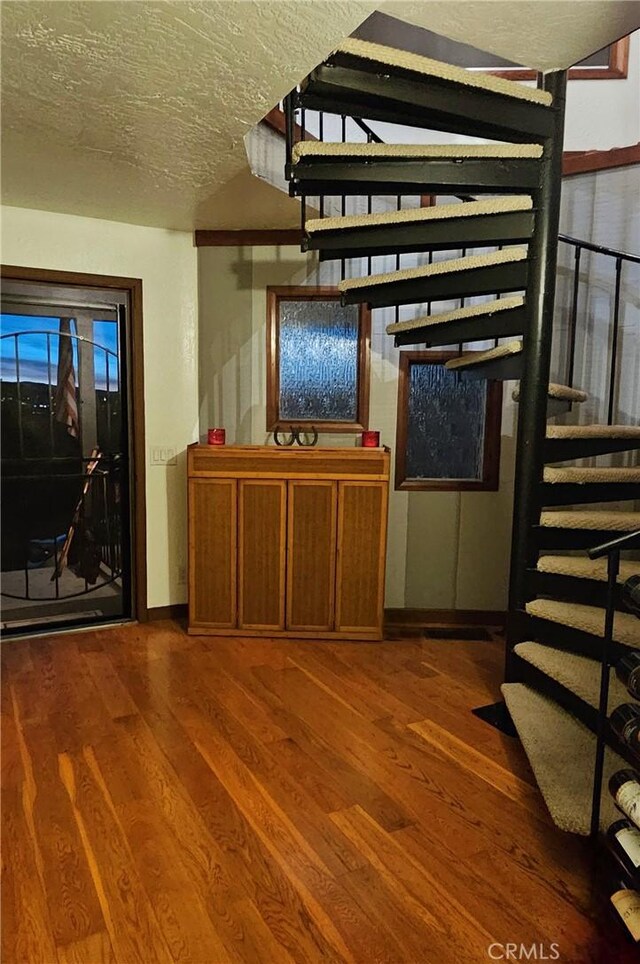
left=2, top=1, right=639, bottom=232
left=384, top=1, right=640, bottom=72
left=1, top=0, right=378, bottom=230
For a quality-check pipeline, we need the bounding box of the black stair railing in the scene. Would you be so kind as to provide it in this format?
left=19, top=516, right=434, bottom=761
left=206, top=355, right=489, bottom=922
left=587, top=528, right=640, bottom=837
left=560, top=235, right=640, bottom=424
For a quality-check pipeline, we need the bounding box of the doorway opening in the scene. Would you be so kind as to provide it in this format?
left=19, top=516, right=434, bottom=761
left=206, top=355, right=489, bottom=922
left=1, top=268, right=146, bottom=634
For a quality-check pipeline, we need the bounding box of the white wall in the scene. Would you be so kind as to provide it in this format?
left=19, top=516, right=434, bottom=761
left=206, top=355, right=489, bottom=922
left=1, top=205, right=199, bottom=609
left=565, top=31, right=640, bottom=151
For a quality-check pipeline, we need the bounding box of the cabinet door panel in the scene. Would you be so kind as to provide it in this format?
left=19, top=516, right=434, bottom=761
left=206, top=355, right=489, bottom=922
left=286, top=481, right=337, bottom=632
left=238, top=480, right=286, bottom=630
left=189, top=479, right=237, bottom=628
left=335, top=481, right=387, bottom=634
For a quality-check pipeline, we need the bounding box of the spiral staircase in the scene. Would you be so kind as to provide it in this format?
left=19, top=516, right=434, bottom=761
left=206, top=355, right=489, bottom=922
left=282, top=37, right=640, bottom=835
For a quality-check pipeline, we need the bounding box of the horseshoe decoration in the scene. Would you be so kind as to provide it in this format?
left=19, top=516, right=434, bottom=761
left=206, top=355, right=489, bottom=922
left=273, top=427, right=319, bottom=447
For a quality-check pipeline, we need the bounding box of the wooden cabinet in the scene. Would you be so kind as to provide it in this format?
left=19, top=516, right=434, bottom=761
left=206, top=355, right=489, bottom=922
left=336, top=482, right=387, bottom=635
left=238, top=480, right=286, bottom=631
left=188, top=478, right=236, bottom=628
left=287, top=481, right=336, bottom=633
left=187, top=445, right=389, bottom=640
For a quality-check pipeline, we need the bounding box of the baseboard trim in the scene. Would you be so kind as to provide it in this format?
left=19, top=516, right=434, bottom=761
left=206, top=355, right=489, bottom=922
left=148, top=603, right=188, bottom=621
left=384, top=608, right=507, bottom=628
left=148, top=605, right=505, bottom=628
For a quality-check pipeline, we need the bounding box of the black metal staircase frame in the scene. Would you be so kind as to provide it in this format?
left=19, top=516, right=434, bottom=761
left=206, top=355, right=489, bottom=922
left=276, top=42, right=640, bottom=862
left=284, top=69, right=570, bottom=677
left=587, top=529, right=640, bottom=837
left=505, top=71, right=568, bottom=670
left=286, top=49, right=636, bottom=704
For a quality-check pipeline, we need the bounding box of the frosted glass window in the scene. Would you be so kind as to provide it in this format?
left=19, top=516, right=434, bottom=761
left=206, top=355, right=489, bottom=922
left=279, top=301, right=359, bottom=421
left=267, top=289, right=370, bottom=431
left=397, top=353, right=501, bottom=491
left=407, top=364, right=486, bottom=480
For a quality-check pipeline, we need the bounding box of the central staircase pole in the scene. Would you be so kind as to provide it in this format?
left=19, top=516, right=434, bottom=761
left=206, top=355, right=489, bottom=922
left=506, top=70, right=568, bottom=675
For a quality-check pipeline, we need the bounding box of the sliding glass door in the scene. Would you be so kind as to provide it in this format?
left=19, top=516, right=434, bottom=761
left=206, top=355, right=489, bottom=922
left=1, top=279, right=134, bottom=633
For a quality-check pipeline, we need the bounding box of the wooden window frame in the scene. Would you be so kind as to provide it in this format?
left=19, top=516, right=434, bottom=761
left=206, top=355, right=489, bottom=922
left=266, top=286, right=371, bottom=434
left=395, top=350, right=502, bottom=493
left=487, top=37, right=630, bottom=82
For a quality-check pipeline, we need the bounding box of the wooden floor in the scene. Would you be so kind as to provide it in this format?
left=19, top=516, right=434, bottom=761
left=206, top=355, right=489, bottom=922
left=2, top=619, right=633, bottom=963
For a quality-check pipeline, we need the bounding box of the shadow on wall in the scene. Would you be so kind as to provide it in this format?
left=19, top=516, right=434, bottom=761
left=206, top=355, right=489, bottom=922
left=194, top=164, right=304, bottom=234
left=165, top=447, right=189, bottom=605
left=199, top=244, right=317, bottom=445
left=403, top=430, right=516, bottom=611
left=198, top=246, right=255, bottom=444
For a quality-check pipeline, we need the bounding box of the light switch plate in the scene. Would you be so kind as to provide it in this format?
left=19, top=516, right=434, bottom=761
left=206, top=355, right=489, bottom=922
left=150, top=446, right=177, bottom=465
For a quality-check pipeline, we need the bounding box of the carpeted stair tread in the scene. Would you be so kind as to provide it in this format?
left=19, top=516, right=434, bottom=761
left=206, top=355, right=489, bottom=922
left=445, top=341, right=522, bottom=371
left=337, top=38, right=554, bottom=107
left=501, top=682, right=623, bottom=834
left=540, top=510, right=640, bottom=531
left=513, top=383, right=588, bottom=403
left=525, top=598, right=640, bottom=649
left=543, top=466, right=640, bottom=484
left=338, top=248, right=527, bottom=293
left=306, top=197, right=533, bottom=234
left=547, top=384, right=588, bottom=402
left=546, top=424, right=640, bottom=439
left=386, top=296, right=524, bottom=335
left=292, top=142, right=543, bottom=163
left=537, top=555, right=640, bottom=583
left=514, top=642, right=628, bottom=710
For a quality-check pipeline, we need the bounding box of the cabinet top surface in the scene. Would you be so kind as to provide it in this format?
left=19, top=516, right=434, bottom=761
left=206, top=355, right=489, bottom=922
left=190, top=443, right=389, bottom=454
left=188, top=443, right=390, bottom=480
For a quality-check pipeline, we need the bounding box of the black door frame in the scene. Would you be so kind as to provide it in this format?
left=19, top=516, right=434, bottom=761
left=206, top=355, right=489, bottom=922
left=1, top=264, right=148, bottom=623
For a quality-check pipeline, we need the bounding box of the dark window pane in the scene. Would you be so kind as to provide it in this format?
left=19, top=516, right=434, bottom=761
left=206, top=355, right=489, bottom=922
left=406, top=362, right=487, bottom=480
left=279, top=300, right=359, bottom=421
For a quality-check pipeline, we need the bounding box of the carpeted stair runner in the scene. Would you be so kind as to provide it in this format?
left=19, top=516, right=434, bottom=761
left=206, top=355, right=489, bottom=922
left=501, top=683, right=624, bottom=834
left=543, top=466, right=640, bottom=484
left=338, top=248, right=527, bottom=294
left=526, top=598, right=640, bottom=649
left=305, top=197, right=533, bottom=234
left=514, top=641, right=628, bottom=710
left=445, top=340, right=522, bottom=371
left=513, top=383, right=588, bottom=403
left=386, top=296, right=524, bottom=336
left=546, top=424, right=640, bottom=439
left=537, top=555, right=640, bottom=583
left=336, top=38, right=554, bottom=107
left=292, top=142, right=543, bottom=163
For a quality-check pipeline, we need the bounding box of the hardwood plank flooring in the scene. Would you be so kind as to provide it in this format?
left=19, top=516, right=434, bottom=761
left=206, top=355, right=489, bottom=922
left=2, top=620, right=634, bottom=963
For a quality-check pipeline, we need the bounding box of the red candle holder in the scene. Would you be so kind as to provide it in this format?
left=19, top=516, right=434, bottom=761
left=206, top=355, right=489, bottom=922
left=361, top=430, right=380, bottom=448
left=207, top=428, right=226, bottom=446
